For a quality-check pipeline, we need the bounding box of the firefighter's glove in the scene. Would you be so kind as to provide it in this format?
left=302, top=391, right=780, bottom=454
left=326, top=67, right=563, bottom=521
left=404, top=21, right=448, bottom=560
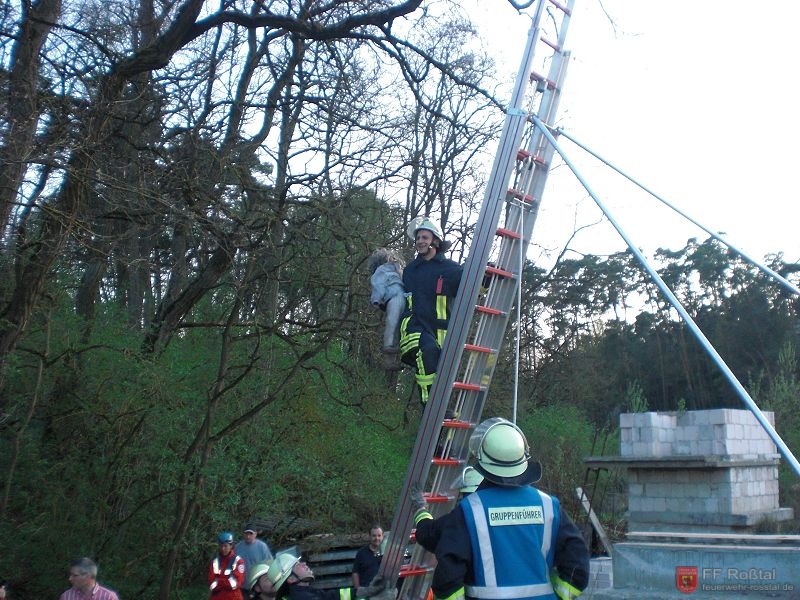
left=370, top=588, right=398, bottom=600
left=410, top=482, right=428, bottom=514
left=357, top=575, right=387, bottom=598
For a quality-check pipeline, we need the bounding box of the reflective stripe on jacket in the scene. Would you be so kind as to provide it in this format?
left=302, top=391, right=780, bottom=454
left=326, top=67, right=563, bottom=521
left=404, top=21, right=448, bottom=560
left=209, top=552, right=245, bottom=598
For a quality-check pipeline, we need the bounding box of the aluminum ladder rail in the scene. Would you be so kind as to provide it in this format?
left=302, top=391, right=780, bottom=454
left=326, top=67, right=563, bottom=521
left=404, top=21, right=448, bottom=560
left=379, top=2, right=576, bottom=598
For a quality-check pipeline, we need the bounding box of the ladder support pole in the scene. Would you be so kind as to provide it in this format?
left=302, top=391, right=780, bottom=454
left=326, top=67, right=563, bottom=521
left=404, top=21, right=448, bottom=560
left=531, top=114, right=800, bottom=479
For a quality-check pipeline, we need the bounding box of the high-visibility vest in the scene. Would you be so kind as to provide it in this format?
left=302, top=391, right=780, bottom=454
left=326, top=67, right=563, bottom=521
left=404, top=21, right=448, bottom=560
left=210, top=553, right=243, bottom=591
left=461, top=486, right=560, bottom=600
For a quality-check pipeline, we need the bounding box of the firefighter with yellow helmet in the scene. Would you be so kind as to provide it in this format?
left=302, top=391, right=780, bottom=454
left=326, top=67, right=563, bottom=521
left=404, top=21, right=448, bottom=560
left=399, top=216, right=463, bottom=405
left=422, top=418, right=590, bottom=600
left=246, top=551, right=389, bottom=600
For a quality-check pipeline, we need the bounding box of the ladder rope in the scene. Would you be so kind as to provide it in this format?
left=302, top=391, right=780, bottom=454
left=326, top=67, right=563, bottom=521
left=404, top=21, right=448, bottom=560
left=531, top=113, right=800, bottom=479
left=512, top=182, right=524, bottom=426
left=555, top=127, right=800, bottom=297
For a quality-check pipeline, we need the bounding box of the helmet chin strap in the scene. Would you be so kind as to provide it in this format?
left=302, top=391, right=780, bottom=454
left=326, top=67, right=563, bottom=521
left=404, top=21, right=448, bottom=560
left=291, top=569, right=315, bottom=584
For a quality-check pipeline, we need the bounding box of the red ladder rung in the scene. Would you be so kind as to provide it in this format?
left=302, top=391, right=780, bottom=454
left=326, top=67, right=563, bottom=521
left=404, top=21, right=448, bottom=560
left=431, top=457, right=462, bottom=466
left=485, top=265, right=514, bottom=279
left=453, top=381, right=483, bottom=392
left=476, top=305, right=505, bottom=317
left=424, top=492, right=455, bottom=503
left=542, top=37, right=560, bottom=52
left=507, top=188, right=535, bottom=204
left=549, top=0, right=571, bottom=16
left=529, top=70, right=556, bottom=90
left=442, top=418, right=472, bottom=429
left=517, top=149, right=531, bottom=161
left=399, top=565, right=434, bottom=578
left=496, top=227, right=521, bottom=240
left=533, top=154, right=548, bottom=167
left=464, top=343, right=492, bottom=354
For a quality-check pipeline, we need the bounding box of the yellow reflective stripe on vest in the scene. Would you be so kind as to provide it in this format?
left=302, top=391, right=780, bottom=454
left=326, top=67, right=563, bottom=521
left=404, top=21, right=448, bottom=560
left=436, top=294, right=447, bottom=346
left=436, top=294, right=447, bottom=320
left=551, top=574, right=582, bottom=600
left=435, top=586, right=465, bottom=600
left=340, top=588, right=353, bottom=600
left=415, top=510, right=433, bottom=525
left=400, top=327, right=420, bottom=355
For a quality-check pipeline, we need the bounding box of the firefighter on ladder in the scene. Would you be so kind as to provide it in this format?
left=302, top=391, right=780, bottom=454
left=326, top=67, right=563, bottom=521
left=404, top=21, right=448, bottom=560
left=399, top=217, right=463, bottom=405
left=414, top=418, right=590, bottom=600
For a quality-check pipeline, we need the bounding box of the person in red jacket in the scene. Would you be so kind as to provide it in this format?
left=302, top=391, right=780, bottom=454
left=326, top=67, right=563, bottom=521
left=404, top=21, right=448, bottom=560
left=209, top=531, right=246, bottom=599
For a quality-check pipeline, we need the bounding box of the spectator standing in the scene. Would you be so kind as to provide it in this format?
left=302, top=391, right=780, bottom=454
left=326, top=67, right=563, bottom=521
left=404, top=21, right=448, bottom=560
left=236, top=524, right=273, bottom=595
left=209, top=531, right=246, bottom=599
left=351, top=525, right=384, bottom=588
left=59, top=557, right=119, bottom=600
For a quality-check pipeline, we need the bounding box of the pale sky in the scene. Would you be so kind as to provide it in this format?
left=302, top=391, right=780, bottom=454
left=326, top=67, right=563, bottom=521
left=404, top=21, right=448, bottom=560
left=464, top=0, right=800, bottom=270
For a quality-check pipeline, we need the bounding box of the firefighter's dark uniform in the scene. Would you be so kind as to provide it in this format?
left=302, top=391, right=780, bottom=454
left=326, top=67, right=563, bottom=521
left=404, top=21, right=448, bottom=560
left=287, top=584, right=357, bottom=600
left=399, top=253, right=462, bottom=404
left=428, top=481, right=590, bottom=600
left=414, top=506, right=452, bottom=553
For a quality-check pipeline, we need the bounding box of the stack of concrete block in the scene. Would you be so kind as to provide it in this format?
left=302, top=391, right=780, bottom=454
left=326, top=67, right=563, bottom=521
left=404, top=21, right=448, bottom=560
left=620, top=409, right=778, bottom=459
left=618, top=409, right=789, bottom=532
left=620, top=412, right=676, bottom=457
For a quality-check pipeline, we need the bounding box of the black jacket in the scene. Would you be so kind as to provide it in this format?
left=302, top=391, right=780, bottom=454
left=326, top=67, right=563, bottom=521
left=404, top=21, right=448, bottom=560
left=288, top=584, right=356, bottom=600
left=401, top=253, right=462, bottom=336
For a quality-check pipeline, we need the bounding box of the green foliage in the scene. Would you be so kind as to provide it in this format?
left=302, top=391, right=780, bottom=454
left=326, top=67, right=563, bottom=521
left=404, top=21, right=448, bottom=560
left=517, top=403, right=594, bottom=516
left=0, top=291, right=411, bottom=597
left=625, top=380, right=649, bottom=413
left=525, top=237, right=800, bottom=419
left=750, top=341, right=800, bottom=518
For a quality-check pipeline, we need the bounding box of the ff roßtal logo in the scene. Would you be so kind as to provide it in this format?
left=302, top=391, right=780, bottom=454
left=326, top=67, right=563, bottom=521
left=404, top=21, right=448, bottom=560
left=676, top=566, right=699, bottom=594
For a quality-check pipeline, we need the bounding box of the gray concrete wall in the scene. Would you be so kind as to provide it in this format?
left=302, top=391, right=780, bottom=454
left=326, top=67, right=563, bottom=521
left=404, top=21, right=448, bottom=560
left=619, top=409, right=790, bottom=533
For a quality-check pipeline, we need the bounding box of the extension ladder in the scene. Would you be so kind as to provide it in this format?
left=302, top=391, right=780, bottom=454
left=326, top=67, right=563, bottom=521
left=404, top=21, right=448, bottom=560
left=379, top=1, right=577, bottom=598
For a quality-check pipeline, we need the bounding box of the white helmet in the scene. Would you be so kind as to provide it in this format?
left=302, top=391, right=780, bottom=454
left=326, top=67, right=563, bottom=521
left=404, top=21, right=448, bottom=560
left=407, top=216, right=443, bottom=242
left=248, top=551, right=300, bottom=592
left=455, top=466, right=484, bottom=494
left=247, top=560, right=274, bottom=592
left=469, top=417, right=541, bottom=486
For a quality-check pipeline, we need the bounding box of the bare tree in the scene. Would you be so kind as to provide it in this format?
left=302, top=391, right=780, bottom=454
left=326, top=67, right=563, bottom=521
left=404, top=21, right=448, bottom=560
left=1, top=0, right=437, bottom=401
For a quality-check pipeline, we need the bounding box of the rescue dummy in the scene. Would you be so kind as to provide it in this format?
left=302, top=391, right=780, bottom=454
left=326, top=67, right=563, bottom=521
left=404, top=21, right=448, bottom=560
left=368, top=248, right=405, bottom=371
